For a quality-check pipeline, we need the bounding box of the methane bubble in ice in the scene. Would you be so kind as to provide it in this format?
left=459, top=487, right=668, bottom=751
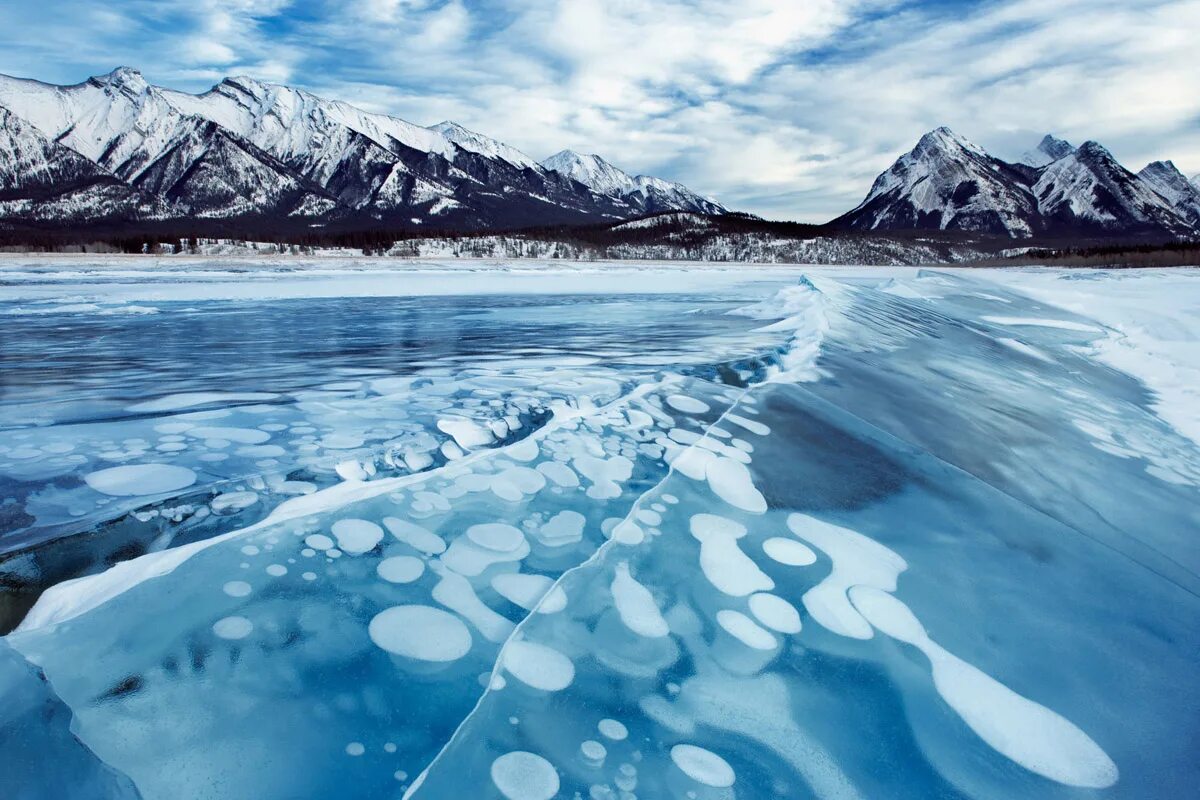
left=222, top=581, right=252, bottom=598
left=666, top=394, right=710, bottom=414
left=670, top=744, right=736, bottom=787
left=212, top=616, right=253, bottom=640
left=331, top=518, right=384, bottom=554
left=762, top=537, right=817, bottom=566
left=378, top=556, right=425, bottom=584
left=502, top=640, right=575, bottom=691
left=84, top=464, right=196, bottom=496
left=849, top=585, right=1118, bottom=788
left=598, top=719, right=628, bottom=741
left=368, top=605, right=472, bottom=662
left=490, top=751, right=560, bottom=800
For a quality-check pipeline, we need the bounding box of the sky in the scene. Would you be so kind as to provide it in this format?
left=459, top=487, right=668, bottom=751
left=1, top=0, right=1197, bottom=222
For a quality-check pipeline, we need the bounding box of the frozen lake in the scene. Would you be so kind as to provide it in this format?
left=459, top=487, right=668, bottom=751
left=1, top=259, right=1198, bottom=800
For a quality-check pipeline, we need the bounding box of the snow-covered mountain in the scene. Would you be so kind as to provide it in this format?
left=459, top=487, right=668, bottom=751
left=1032, top=142, right=1192, bottom=236
left=0, top=67, right=723, bottom=228
left=831, top=127, right=1041, bottom=237
left=1139, top=160, right=1200, bottom=228
left=0, top=103, right=164, bottom=222
left=834, top=128, right=1197, bottom=239
left=541, top=150, right=726, bottom=215
left=1018, top=134, right=1076, bottom=168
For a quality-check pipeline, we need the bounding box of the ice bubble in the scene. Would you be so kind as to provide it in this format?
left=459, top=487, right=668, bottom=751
left=491, top=466, right=546, bottom=501
left=84, top=464, right=197, bottom=496
left=437, top=418, right=493, bottom=449
left=241, top=545, right=260, bottom=556
left=335, top=461, right=369, bottom=482
left=536, top=461, right=579, bottom=487
left=322, top=433, right=364, bottom=450
left=849, top=585, right=1118, bottom=788
left=222, top=581, right=252, bottom=598
left=666, top=395, right=710, bottom=414
left=610, top=520, right=645, bottom=546
left=574, top=453, right=633, bottom=499
left=211, top=491, right=259, bottom=512
left=538, top=584, right=568, bottom=614
left=535, top=510, right=585, bottom=547
left=378, top=556, right=425, bottom=584
left=383, top=517, right=447, bottom=555
left=762, top=537, right=817, bottom=566
left=502, top=640, right=575, bottom=691
left=188, top=426, right=271, bottom=444
left=345, top=742, right=365, bottom=757
left=305, top=534, right=335, bottom=551
left=302, top=572, right=317, bottom=581
left=787, top=513, right=906, bottom=640
left=490, top=751, right=560, bottom=800
left=636, top=509, right=662, bottom=526
left=266, top=564, right=288, bottom=577
left=705, top=456, right=767, bottom=514
left=598, top=719, right=628, bottom=741
left=611, top=562, right=670, bottom=638
left=581, top=740, right=607, bottom=767
left=748, top=593, right=802, bottom=634
left=384, top=742, right=398, bottom=754
left=332, top=519, right=384, bottom=555
left=432, top=569, right=515, bottom=642
left=689, top=515, right=774, bottom=597
left=716, top=609, right=777, bottom=650
left=670, top=744, right=735, bottom=788
left=467, top=523, right=527, bottom=552
left=725, top=413, right=770, bottom=436
left=491, top=573, right=555, bottom=611
left=212, top=616, right=253, bottom=640
left=368, top=605, right=472, bottom=662
left=507, top=438, right=539, bottom=461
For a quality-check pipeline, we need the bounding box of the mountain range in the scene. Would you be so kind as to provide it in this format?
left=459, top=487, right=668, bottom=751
left=0, top=66, right=1196, bottom=245
left=0, top=67, right=723, bottom=230
left=833, top=128, right=1199, bottom=239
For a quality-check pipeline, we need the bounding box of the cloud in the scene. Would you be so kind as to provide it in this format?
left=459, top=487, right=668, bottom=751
left=0, top=0, right=1196, bottom=220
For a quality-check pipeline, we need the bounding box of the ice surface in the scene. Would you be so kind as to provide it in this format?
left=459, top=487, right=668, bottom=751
left=1, top=261, right=1198, bottom=799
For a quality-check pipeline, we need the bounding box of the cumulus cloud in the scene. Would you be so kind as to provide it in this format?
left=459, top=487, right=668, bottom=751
left=0, top=0, right=1195, bottom=220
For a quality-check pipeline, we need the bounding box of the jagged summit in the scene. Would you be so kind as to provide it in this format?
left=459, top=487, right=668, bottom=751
left=1019, top=134, right=1075, bottom=167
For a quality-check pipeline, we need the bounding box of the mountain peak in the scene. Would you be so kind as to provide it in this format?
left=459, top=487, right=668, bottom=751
left=429, top=120, right=539, bottom=169
left=915, top=127, right=986, bottom=157
left=1019, top=134, right=1075, bottom=167
left=94, top=66, right=147, bottom=92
